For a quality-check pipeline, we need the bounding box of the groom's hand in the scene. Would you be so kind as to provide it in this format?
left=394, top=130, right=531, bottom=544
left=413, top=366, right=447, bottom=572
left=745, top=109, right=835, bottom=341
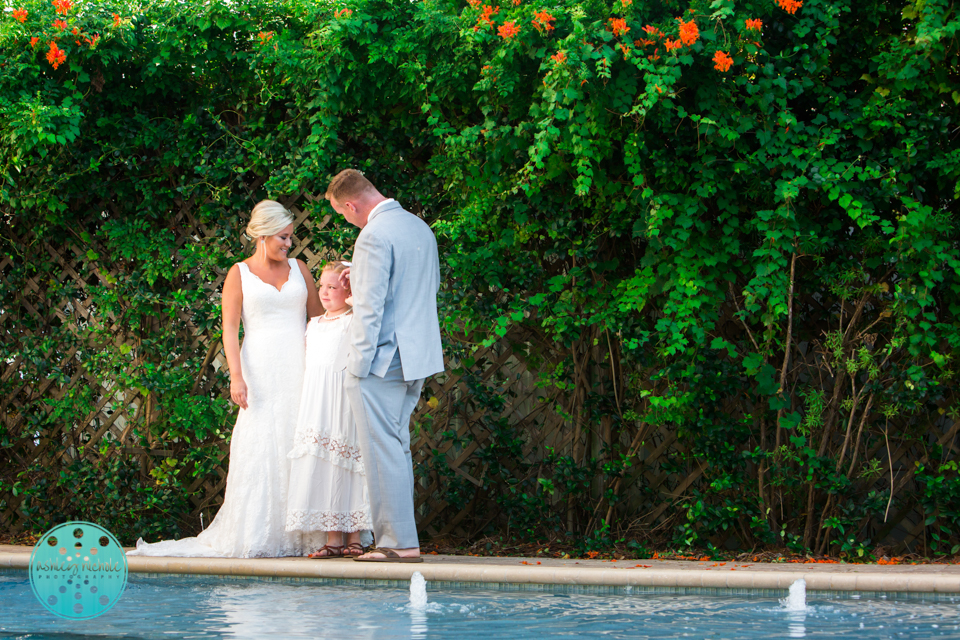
left=339, top=267, right=350, bottom=289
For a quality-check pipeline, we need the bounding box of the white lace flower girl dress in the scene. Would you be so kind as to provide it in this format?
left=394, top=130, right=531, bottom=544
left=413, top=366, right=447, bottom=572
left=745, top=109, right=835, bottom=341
left=286, top=311, right=373, bottom=544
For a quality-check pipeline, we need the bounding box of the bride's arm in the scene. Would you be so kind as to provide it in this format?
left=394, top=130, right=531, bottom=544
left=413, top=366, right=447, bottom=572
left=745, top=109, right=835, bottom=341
left=222, top=264, right=248, bottom=409
left=297, top=259, right=323, bottom=318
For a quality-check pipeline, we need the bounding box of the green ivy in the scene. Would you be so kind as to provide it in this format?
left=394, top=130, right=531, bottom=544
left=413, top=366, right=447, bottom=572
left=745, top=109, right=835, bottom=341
left=2, top=0, right=959, bottom=556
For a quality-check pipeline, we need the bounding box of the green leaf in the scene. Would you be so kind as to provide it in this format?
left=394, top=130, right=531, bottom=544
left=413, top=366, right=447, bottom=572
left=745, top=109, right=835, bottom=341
left=743, top=352, right=764, bottom=374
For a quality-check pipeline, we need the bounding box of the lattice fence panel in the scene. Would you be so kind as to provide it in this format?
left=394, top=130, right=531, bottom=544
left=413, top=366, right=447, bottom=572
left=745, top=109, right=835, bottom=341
left=1, top=189, right=955, bottom=555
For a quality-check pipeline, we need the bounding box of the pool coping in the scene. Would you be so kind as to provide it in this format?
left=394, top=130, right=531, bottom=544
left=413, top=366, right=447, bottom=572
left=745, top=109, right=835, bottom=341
left=3, top=545, right=959, bottom=594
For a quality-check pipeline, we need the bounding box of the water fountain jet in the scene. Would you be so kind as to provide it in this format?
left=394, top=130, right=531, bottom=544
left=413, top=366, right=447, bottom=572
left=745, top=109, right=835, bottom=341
left=780, top=579, right=808, bottom=611
left=409, top=571, right=428, bottom=610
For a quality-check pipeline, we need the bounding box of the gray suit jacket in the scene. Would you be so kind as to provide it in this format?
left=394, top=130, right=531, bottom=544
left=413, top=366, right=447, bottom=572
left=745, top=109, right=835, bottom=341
left=338, top=200, right=444, bottom=381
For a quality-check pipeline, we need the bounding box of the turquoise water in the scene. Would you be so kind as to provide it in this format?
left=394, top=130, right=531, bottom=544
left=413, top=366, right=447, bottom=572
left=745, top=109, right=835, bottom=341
left=1, top=571, right=959, bottom=639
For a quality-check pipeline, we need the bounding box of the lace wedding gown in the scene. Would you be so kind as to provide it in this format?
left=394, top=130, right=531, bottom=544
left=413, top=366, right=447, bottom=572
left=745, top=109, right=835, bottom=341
left=286, top=313, right=373, bottom=543
left=128, top=259, right=325, bottom=558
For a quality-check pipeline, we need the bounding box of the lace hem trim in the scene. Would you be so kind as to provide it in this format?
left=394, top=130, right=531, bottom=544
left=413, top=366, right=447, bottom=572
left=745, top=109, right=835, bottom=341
left=285, top=509, right=373, bottom=533
left=288, top=433, right=365, bottom=474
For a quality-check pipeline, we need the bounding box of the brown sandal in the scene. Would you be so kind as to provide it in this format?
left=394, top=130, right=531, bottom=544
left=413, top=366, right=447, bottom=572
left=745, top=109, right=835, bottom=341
left=343, top=542, right=365, bottom=557
left=353, top=548, right=423, bottom=563
left=308, top=545, right=344, bottom=559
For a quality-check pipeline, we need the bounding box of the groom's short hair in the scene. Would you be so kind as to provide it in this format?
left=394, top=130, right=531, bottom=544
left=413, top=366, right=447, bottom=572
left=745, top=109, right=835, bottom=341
left=325, top=169, right=377, bottom=202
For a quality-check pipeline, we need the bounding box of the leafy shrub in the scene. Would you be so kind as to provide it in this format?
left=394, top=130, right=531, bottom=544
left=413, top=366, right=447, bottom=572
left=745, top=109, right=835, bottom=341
left=1, top=0, right=958, bottom=556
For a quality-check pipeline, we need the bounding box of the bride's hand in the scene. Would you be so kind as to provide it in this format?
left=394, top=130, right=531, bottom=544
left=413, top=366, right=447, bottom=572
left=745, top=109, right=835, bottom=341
left=230, top=377, right=249, bottom=410
left=338, top=267, right=350, bottom=289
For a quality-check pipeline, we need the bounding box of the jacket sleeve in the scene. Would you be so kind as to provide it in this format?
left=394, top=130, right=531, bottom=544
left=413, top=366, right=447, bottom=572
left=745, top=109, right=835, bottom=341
left=348, top=229, right=391, bottom=378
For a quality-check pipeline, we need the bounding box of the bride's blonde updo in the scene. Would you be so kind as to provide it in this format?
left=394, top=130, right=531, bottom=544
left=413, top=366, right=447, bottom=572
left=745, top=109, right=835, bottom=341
left=246, top=200, right=294, bottom=240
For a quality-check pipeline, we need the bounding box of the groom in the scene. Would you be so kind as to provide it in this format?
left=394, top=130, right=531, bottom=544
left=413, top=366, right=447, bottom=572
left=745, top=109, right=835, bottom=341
left=325, top=169, right=443, bottom=562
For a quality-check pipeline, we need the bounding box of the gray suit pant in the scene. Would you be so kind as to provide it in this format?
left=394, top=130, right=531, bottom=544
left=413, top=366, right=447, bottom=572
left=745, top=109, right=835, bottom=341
left=345, top=354, right=423, bottom=550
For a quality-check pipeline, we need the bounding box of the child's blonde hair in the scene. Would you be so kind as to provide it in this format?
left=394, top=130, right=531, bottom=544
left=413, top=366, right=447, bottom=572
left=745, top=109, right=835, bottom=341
left=322, top=260, right=351, bottom=292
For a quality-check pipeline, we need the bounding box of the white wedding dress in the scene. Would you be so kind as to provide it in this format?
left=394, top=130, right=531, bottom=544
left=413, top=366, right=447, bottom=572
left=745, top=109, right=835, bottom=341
left=128, top=259, right=325, bottom=558
left=286, top=313, right=373, bottom=544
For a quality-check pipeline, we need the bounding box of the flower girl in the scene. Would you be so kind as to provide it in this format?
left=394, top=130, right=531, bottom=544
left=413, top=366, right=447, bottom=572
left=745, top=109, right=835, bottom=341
left=285, top=261, right=372, bottom=557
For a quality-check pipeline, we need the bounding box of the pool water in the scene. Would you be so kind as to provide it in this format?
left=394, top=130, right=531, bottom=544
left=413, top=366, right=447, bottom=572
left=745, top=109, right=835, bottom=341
left=1, top=572, right=959, bottom=639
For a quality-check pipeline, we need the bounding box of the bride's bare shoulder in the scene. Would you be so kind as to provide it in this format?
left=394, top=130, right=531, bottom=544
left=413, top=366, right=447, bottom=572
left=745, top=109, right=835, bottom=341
left=294, top=258, right=312, bottom=276
left=230, top=259, right=258, bottom=276
left=223, top=262, right=247, bottom=287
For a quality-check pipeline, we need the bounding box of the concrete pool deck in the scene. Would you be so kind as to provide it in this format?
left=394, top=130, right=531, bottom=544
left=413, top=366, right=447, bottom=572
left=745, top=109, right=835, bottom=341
left=3, top=544, right=959, bottom=594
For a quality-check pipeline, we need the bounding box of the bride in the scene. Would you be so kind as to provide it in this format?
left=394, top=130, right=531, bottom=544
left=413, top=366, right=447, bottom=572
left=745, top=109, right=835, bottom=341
left=128, top=200, right=325, bottom=557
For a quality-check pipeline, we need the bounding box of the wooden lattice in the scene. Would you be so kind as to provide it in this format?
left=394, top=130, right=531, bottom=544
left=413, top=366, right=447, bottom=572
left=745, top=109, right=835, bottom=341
left=1, top=190, right=955, bottom=554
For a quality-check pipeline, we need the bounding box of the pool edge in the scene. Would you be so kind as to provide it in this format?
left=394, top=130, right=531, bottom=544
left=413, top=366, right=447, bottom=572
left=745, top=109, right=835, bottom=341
left=4, top=551, right=959, bottom=594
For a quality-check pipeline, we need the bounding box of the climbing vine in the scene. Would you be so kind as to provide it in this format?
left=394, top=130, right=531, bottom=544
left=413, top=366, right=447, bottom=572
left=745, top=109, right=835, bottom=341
left=2, top=0, right=959, bottom=556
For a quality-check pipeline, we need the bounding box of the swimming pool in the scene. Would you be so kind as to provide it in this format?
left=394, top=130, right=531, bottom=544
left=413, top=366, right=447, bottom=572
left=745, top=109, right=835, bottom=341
left=1, top=570, right=958, bottom=639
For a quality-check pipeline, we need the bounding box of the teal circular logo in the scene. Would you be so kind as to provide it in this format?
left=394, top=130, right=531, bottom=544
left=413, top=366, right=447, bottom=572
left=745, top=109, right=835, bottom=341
left=29, top=521, right=128, bottom=619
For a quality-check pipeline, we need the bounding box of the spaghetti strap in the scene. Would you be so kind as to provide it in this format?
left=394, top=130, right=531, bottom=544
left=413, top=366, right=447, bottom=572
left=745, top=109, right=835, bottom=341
left=287, top=258, right=302, bottom=285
